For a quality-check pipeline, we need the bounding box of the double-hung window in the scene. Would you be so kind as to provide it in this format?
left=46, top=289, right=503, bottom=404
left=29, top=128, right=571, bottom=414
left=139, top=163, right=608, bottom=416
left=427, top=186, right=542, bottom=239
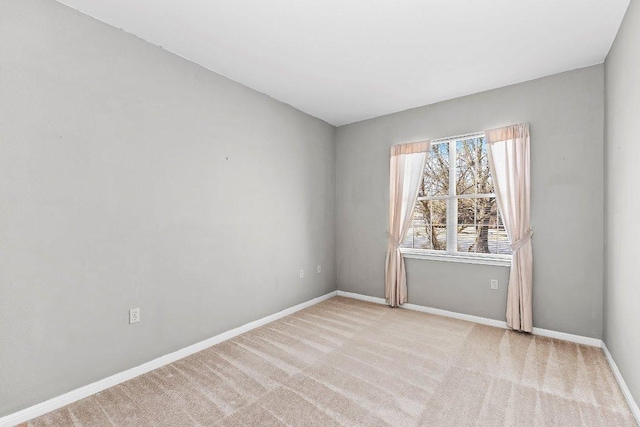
left=400, top=133, right=511, bottom=266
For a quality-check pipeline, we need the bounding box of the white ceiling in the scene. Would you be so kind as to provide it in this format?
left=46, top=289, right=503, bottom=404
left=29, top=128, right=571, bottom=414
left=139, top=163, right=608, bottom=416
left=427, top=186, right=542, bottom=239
left=57, top=0, right=629, bottom=126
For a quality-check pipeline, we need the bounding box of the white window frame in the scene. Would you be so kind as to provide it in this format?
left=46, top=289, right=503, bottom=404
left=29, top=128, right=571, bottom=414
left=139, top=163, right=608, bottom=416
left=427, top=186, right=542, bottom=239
left=400, top=132, right=512, bottom=267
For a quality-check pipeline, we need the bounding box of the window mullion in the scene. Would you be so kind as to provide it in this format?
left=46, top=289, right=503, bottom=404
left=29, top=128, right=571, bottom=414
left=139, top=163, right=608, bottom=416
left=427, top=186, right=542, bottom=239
left=447, top=140, right=457, bottom=255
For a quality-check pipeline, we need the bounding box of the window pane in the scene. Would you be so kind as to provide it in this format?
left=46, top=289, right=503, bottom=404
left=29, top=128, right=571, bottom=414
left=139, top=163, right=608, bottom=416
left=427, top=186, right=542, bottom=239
left=495, top=212, right=511, bottom=255
left=456, top=136, right=494, bottom=195
left=457, top=197, right=510, bottom=255
left=420, top=143, right=449, bottom=197
left=402, top=199, right=447, bottom=251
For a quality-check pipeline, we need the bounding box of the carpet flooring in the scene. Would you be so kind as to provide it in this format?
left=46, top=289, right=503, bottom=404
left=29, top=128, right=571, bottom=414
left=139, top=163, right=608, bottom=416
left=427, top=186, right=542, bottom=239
left=21, top=296, right=636, bottom=426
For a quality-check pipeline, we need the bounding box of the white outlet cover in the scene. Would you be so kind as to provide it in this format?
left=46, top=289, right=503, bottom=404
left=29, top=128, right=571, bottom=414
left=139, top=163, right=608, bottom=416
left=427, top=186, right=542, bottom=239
left=129, top=307, right=140, bottom=324
left=490, top=280, right=499, bottom=290
left=317, top=265, right=321, bottom=274
left=299, top=269, right=304, bottom=279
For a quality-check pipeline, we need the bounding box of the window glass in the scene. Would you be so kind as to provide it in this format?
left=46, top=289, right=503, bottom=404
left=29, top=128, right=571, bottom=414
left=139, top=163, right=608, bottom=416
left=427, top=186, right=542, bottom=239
left=401, top=135, right=511, bottom=257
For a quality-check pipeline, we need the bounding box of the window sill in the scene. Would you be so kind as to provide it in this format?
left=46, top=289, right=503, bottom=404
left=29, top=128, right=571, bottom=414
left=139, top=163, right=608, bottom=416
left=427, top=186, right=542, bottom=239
left=400, top=249, right=512, bottom=267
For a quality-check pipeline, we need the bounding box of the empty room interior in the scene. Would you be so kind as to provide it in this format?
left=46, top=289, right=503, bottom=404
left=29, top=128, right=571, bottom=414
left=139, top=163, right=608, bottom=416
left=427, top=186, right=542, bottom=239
left=1, top=0, right=640, bottom=426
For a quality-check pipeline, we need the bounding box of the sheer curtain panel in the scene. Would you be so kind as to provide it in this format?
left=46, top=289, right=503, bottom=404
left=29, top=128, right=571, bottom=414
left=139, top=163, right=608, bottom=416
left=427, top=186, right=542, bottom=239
left=486, top=124, right=533, bottom=332
left=385, top=141, right=430, bottom=307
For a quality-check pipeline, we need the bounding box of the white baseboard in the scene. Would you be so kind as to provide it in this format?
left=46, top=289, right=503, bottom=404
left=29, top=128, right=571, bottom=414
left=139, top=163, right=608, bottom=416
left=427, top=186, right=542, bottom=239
left=0, top=291, right=338, bottom=427
left=336, top=291, right=386, bottom=306
left=602, top=343, right=640, bottom=425
left=531, top=326, right=602, bottom=347
left=403, top=301, right=509, bottom=329
left=336, top=290, right=602, bottom=347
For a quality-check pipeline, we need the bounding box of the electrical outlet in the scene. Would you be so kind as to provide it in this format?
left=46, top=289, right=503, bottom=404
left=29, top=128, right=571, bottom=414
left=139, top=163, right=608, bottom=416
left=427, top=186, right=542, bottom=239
left=490, top=279, right=499, bottom=290
left=129, top=307, right=140, bottom=324
left=299, top=269, right=304, bottom=279
left=317, top=265, right=322, bottom=274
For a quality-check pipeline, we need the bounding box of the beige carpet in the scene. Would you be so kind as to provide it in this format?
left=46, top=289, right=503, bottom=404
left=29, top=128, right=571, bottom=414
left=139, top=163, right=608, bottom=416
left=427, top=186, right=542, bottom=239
left=21, top=297, right=635, bottom=426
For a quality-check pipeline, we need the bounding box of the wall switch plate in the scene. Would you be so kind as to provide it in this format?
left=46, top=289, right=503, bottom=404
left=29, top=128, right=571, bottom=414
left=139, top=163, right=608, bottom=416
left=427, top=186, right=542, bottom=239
left=317, top=265, right=321, bottom=274
left=299, top=269, right=304, bottom=279
left=490, top=279, right=499, bottom=290
left=129, top=307, right=140, bottom=324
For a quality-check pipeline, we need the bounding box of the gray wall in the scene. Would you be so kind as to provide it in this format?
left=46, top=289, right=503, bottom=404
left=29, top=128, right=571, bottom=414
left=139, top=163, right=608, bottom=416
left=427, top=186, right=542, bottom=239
left=604, top=0, right=640, bottom=407
left=336, top=66, right=605, bottom=339
left=0, top=0, right=336, bottom=416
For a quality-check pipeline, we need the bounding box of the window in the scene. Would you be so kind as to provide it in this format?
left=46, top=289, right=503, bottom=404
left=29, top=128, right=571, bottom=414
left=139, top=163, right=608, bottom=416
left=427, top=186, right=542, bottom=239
left=401, top=133, right=511, bottom=265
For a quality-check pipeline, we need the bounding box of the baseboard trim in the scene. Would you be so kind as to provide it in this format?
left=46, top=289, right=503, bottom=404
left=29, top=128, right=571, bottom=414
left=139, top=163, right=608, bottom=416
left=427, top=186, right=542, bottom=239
left=336, top=290, right=602, bottom=347
left=602, top=342, right=640, bottom=425
left=336, top=291, right=387, bottom=306
left=0, top=291, right=338, bottom=427
left=531, top=327, right=602, bottom=347
left=403, top=301, right=509, bottom=329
